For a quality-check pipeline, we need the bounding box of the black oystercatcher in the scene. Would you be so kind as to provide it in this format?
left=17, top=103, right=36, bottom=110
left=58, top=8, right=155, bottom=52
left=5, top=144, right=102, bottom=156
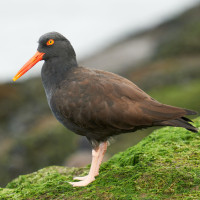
left=13, top=32, right=198, bottom=187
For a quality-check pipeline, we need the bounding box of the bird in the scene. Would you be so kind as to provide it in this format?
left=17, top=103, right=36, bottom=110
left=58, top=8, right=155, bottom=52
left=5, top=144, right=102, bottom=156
left=13, top=32, right=198, bottom=187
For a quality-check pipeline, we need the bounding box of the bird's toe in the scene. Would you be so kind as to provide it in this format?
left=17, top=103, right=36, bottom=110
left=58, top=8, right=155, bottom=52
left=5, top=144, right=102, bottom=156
left=73, top=175, right=88, bottom=180
left=68, top=177, right=95, bottom=187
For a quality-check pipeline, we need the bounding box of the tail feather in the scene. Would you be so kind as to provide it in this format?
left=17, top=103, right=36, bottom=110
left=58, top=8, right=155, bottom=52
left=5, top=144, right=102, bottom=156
left=181, top=116, right=193, bottom=123
left=161, top=117, right=198, bottom=133
left=184, top=109, right=198, bottom=116
left=140, top=100, right=198, bottom=132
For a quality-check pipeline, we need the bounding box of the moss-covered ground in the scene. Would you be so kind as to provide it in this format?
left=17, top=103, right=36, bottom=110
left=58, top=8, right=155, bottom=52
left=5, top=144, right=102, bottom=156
left=0, top=118, right=200, bottom=200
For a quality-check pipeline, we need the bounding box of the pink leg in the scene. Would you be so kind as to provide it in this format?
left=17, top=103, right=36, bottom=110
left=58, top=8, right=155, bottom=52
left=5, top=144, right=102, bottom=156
left=73, top=142, right=108, bottom=181
left=94, top=141, right=108, bottom=176
left=69, top=141, right=108, bottom=187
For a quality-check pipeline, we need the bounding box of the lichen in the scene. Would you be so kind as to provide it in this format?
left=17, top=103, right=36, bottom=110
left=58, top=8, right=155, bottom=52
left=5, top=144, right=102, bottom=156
left=0, top=118, right=200, bottom=200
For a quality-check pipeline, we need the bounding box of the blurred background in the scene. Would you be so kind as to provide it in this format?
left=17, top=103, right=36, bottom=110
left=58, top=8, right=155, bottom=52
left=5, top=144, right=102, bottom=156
left=0, top=0, right=200, bottom=186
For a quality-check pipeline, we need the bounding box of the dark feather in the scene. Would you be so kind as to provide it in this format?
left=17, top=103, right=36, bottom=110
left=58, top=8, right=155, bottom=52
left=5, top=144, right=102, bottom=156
left=48, top=67, right=198, bottom=145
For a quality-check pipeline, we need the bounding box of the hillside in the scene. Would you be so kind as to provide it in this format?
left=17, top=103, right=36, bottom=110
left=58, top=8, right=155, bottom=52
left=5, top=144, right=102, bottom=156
left=0, top=118, right=200, bottom=199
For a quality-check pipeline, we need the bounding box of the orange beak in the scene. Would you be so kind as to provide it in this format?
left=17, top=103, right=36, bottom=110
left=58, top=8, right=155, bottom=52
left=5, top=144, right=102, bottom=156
left=13, top=51, right=45, bottom=81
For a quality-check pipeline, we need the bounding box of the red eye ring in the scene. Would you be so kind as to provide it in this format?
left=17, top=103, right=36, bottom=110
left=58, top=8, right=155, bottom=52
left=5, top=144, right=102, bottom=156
left=46, top=39, right=54, bottom=46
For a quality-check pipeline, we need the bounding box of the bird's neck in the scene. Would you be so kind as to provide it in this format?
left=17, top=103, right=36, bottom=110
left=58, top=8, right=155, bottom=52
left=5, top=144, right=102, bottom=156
left=41, top=56, right=77, bottom=97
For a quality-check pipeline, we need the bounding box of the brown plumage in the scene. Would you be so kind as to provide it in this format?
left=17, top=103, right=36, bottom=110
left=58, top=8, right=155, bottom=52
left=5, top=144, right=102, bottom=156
left=50, top=66, right=197, bottom=146
left=13, top=32, right=198, bottom=187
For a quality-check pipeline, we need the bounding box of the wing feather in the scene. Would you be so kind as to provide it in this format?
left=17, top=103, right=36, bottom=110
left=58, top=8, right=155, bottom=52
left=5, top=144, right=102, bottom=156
left=52, top=67, right=194, bottom=133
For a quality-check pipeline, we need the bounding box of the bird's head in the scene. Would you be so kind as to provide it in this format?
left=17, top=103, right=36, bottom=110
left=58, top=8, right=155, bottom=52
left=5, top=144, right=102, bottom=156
left=13, top=32, right=76, bottom=81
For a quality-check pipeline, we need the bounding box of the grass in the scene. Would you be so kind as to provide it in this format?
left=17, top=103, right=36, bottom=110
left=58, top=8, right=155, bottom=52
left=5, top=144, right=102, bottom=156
left=0, top=118, right=200, bottom=199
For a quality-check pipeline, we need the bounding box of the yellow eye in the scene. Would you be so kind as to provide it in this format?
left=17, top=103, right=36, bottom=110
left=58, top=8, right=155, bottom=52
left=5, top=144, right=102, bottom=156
left=46, top=39, right=54, bottom=46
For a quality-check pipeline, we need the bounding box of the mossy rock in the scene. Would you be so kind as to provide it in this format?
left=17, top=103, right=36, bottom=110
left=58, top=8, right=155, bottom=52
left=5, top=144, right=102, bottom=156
left=0, top=118, right=200, bottom=200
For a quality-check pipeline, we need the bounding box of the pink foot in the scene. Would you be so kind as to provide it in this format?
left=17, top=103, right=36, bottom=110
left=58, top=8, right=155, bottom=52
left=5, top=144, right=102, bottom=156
left=69, top=177, right=95, bottom=187
left=69, top=142, right=107, bottom=187
left=73, top=173, right=99, bottom=181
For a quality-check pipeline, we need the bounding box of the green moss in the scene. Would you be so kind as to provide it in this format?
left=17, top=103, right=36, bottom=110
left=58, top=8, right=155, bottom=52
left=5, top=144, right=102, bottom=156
left=0, top=118, right=200, bottom=199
